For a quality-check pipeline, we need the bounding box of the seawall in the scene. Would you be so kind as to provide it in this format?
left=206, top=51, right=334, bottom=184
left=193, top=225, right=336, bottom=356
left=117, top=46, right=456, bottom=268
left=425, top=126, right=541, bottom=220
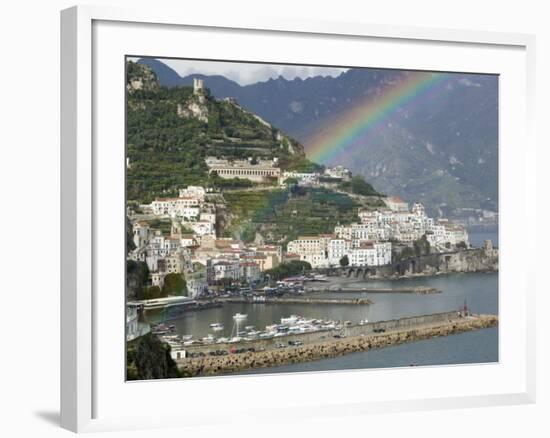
left=326, top=248, right=498, bottom=279
left=220, top=296, right=373, bottom=305
left=306, top=286, right=440, bottom=294
left=176, top=313, right=498, bottom=377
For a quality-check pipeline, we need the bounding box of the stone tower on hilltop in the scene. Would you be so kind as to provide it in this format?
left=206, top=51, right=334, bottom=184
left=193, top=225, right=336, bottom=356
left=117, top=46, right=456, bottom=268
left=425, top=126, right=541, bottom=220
left=193, top=78, right=204, bottom=95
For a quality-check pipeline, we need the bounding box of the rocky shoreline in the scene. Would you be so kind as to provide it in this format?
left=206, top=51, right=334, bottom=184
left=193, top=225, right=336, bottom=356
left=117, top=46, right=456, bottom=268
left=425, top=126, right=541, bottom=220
left=176, top=314, right=498, bottom=377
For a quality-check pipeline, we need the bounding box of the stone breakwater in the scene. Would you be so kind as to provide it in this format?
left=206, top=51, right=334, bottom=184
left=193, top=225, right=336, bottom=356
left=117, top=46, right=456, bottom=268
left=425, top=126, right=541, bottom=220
left=221, top=297, right=373, bottom=305
left=306, top=286, right=440, bottom=295
left=176, top=314, right=498, bottom=377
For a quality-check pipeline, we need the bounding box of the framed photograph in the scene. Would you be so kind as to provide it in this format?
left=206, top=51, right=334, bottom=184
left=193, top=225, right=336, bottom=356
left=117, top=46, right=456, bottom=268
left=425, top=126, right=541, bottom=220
left=61, top=5, right=536, bottom=432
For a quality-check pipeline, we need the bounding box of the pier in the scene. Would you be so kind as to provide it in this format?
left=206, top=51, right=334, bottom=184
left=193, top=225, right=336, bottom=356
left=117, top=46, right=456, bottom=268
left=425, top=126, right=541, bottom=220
left=305, top=286, right=440, bottom=294
left=176, top=312, right=498, bottom=376
left=219, top=296, right=373, bottom=305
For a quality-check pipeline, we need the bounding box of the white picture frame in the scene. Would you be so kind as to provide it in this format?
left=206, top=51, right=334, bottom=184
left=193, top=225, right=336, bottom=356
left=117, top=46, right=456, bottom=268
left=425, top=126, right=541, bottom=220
left=60, top=4, right=536, bottom=433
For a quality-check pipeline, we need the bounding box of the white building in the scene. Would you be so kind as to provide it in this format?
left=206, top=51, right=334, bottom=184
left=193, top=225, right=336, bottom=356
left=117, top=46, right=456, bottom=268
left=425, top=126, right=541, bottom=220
left=324, top=165, right=352, bottom=181
left=240, top=262, right=261, bottom=283
left=349, top=242, right=392, bottom=267
left=328, top=238, right=352, bottom=266
left=186, top=263, right=208, bottom=298
left=149, top=272, right=165, bottom=288
left=385, top=196, right=409, bottom=212
left=286, top=236, right=330, bottom=268
left=205, top=156, right=281, bottom=183
left=151, top=196, right=201, bottom=217
left=126, top=303, right=150, bottom=342
left=280, top=171, right=319, bottom=186
left=132, top=221, right=150, bottom=248
left=212, top=261, right=240, bottom=281
left=179, top=185, right=206, bottom=201
left=190, top=220, right=215, bottom=237
left=158, top=253, right=184, bottom=274
left=180, top=237, right=198, bottom=247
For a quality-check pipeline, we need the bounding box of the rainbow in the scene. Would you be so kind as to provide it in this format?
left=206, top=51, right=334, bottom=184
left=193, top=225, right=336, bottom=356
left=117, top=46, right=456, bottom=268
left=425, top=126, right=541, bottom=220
left=307, top=71, right=449, bottom=164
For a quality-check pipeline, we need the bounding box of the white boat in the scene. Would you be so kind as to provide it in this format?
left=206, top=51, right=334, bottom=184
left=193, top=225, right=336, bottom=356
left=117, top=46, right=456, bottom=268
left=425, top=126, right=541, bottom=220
left=183, top=340, right=198, bottom=346
left=181, top=334, right=193, bottom=341
left=202, top=334, right=216, bottom=343
left=209, top=323, right=224, bottom=331
left=281, top=315, right=299, bottom=325
left=233, top=313, right=248, bottom=320
left=358, top=319, right=369, bottom=326
left=245, top=325, right=255, bottom=331
left=288, top=326, right=306, bottom=334
left=247, top=330, right=262, bottom=337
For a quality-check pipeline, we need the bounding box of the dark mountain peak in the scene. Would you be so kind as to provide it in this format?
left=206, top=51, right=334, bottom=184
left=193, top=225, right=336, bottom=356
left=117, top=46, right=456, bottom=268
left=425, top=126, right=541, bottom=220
left=136, top=58, right=181, bottom=87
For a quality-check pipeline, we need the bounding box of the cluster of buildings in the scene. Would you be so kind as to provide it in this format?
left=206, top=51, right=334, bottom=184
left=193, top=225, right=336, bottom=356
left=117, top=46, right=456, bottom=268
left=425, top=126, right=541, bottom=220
left=285, top=196, right=469, bottom=268
left=129, top=185, right=287, bottom=298
left=128, top=182, right=470, bottom=296
left=281, top=165, right=352, bottom=187
left=204, top=156, right=352, bottom=187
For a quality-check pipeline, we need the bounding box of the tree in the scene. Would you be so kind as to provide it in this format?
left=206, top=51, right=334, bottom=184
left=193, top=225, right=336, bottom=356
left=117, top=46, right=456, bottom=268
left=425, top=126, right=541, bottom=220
left=397, top=246, right=415, bottom=261
left=413, top=234, right=431, bottom=256
left=126, top=260, right=149, bottom=300
left=126, top=334, right=181, bottom=380
left=264, top=260, right=312, bottom=281
left=339, top=255, right=349, bottom=267
left=126, top=216, right=136, bottom=254
left=456, top=241, right=468, bottom=249
left=283, top=177, right=299, bottom=186
left=349, top=176, right=379, bottom=196
left=162, top=273, right=187, bottom=296
left=140, top=285, right=161, bottom=300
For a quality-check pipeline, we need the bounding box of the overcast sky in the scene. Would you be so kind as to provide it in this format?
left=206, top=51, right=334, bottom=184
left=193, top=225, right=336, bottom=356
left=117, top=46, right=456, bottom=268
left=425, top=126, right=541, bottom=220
left=142, top=58, right=348, bottom=86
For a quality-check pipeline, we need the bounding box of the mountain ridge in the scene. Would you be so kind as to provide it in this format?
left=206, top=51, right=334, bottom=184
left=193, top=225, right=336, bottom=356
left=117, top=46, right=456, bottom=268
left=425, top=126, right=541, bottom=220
left=136, top=58, right=498, bottom=218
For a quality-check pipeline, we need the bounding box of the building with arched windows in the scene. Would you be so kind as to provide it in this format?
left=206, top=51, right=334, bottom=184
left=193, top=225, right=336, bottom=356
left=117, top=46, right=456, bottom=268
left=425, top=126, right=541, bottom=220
left=205, top=156, right=281, bottom=182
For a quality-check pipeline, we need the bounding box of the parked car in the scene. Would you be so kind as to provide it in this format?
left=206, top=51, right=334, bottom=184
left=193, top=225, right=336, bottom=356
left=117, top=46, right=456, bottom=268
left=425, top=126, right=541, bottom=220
left=288, top=340, right=303, bottom=346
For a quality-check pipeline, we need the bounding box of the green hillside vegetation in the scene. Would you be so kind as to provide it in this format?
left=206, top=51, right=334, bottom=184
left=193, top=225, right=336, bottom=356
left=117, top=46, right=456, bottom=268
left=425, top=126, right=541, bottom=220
left=223, top=187, right=382, bottom=247
left=265, top=261, right=312, bottom=281
left=137, top=272, right=187, bottom=300
left=127, top=61, right=385, bottom=245
left=126, top=61, right=308, bottom=203
left=340, top=175, right=381, bottom=197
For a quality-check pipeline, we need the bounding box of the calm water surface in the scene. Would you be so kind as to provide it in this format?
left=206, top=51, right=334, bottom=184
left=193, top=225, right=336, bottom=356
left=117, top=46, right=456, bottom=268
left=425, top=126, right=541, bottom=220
left=468, top=229, right=499, bottom=248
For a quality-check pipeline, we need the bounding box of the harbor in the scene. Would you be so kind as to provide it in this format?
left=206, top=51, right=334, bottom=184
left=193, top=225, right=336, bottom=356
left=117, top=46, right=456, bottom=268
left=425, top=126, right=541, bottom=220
left=175, top=311, right=498, bottom=377
left=140, top=271, right=498, bottom=375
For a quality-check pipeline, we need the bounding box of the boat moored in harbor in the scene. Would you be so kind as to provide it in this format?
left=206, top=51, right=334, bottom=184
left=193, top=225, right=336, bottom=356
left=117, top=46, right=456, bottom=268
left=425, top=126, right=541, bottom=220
left=209, top=322, right=224, bottom=331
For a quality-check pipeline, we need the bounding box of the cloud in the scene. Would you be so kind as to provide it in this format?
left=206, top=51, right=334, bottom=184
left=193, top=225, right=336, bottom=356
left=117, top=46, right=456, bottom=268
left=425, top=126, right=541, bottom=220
left=159, top=58, right=347, bottom=85
left=458, top=77, right=482, bottom=87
